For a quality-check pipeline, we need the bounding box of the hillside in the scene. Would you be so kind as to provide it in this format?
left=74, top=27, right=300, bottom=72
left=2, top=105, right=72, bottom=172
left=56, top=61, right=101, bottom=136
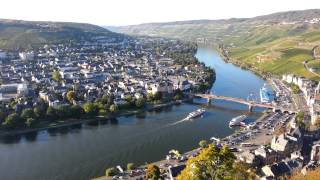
left=0, top=19, right=123, bottom=50
left=112, top=9, right=320, bottom=80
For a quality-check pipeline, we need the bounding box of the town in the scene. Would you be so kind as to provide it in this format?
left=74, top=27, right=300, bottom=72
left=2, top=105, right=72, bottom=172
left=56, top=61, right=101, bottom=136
left=0, top=36, right=214, bottom=131
left=92, top=74, right=320, bottom=179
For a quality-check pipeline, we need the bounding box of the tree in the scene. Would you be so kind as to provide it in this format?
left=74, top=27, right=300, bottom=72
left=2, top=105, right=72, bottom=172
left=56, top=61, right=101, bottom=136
left=198, top=82, right=210, bottom=93
left=101, top=94, right=113, bottom=106
left=66, top=91, right=75, bottom=103
left=153, top=92, right=162, bottom=101
left=34, top=99, right=48, bottom=118
left=135, top=97, right=146, bottom=108
left=127, top=163, right=135, bottom=171
left=83, top=103, right=99, bottom=116
left=70, top=105, right=84, bottom=119
left=109, top=104, right=119, bottom=113
left=296, top=112, right=304, bottom=122
left=46, top=107, right=57, bottom=120
left=290, top=83, right=300, bottom=94
left=124, top=95, right=133, bottom=103
left=34, top=107, right=44, bottom=118
left=174, top=93, right=183, bottom=100
left=174, top=89, right=183, bottom=100
left=199, top=140, right=208, bottom=148
left=295, top=112, right=307, bottom=130
left=2, top=113, right=21, bottom=128
left=147, top=93, right=155, bottom=102
left=0, top=111, right=6, bottom=124
left=25, top=118, right=36, bottom=127
left=52, top=71, right=62, bottom=82
left=55, top=105, right=72, bottom=119
left=105, top=167, right=118, bottom=176
left=177, top=145, right=254, bottom=180
left=146, top=164, right=161, bottom=180
left=21, top=108, right=35, bottom=120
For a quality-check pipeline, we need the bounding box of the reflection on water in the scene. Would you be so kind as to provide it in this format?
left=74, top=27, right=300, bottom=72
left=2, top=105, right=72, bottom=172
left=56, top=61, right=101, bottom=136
left=24, top=132, right=38, bottom=142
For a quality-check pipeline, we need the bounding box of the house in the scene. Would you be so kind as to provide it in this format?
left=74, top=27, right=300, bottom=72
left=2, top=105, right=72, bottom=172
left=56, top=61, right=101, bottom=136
left=168, top=165, right=186, bottom=180
left=254, top=146, right=279, bottom=165
left=311, top=141, right=320, bottom=162
left=238, top=150, right=260, bottom=167
left=271, top=128, right=303, bottom=156
left=148, top=81, right=173, bottom=94
left=282, top=74, right=294, bottom=84
left=59, top=67, right=79, bottom=79
left=19, top=52, right=34, bottom=61
left=262, top=159, right=302, bottom=178
left=262, top=161, right=291, bottom=178
left=0, top=50, right=7, bottom=59
left=169, top=76, right=191, bottom=91
left=310, top=104, right=320, bottom=125
left=0, top=83, right=28, bottom=96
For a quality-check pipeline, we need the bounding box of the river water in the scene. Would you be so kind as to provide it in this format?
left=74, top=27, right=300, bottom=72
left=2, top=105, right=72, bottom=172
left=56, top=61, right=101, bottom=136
left=0, top=46, right=266, bottom=180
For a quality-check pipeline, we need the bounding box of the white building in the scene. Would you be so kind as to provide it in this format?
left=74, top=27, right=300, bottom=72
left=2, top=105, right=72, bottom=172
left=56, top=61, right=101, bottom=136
left=311, top=104, right=320, bottom=125
left=19, top=52, right=34, bottom=61
left=148, top=82, right=173, bottom=94
left=311, top=143, right=320, bottom=162
left=0, top=50, right=7, bottom=59
left=282, top=74, right=294, bottom=84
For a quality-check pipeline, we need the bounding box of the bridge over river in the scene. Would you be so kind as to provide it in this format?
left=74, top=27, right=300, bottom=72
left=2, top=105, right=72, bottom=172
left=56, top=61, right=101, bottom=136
left=194, top=93, right=296, bottom=113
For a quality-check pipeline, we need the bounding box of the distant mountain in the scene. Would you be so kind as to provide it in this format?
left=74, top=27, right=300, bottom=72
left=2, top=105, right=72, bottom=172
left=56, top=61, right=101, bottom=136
left=111, top=9, right=320, bottom=80
left=112, top=9, right=320, bottom=45
left=0, top=19, right=122, bottom=50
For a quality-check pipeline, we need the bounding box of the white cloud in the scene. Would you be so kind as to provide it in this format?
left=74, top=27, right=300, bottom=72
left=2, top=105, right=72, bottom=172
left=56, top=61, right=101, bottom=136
left=0, top=0, right=319, bottom=25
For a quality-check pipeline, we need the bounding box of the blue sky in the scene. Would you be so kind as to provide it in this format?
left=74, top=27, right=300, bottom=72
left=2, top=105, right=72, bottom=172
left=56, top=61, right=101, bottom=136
left=0, top=0, right=319, bottom=26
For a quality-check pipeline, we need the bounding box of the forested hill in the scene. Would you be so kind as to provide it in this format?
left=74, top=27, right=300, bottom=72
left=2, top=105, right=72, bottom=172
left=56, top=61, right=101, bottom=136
left=0, top=19, right=123, bottom=50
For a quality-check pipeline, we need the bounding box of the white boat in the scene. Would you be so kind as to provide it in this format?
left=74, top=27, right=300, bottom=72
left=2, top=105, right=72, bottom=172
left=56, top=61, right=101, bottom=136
left=260, top=83, right=272, bottom=103
left=185, top=108, right=205, bottom=120
left=229, top=115, right=247, bottom=126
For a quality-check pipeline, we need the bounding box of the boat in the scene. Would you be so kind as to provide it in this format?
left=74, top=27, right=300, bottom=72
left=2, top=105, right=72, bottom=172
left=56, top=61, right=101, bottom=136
left=260, top=84, right=273, bottom=103
left=185, top=108, right=205, bottom=120
left=229, top=115, right=247, bottom=126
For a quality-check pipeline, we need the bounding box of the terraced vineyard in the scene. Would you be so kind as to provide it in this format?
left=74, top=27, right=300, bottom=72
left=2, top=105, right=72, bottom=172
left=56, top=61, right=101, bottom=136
left=112, top=9, right=320, bottom=80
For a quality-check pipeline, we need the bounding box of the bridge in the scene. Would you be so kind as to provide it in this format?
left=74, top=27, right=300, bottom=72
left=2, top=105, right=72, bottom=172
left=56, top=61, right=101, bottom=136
left=194, top=93, right=295, bottom=113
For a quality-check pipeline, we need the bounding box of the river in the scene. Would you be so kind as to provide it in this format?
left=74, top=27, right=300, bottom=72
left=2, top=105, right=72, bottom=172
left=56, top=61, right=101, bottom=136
left=0, top=46, right=266, bottom=180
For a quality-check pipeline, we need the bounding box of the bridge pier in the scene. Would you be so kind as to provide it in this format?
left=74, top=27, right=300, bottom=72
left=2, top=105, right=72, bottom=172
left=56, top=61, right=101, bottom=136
left=248, top=104, right=253, bottom=112
left=207, top=98, right=212, bottom=105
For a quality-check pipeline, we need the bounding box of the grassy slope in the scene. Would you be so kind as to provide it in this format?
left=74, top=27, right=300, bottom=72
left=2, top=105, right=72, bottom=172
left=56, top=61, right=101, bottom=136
left=229, top=26, right=320, bottom=80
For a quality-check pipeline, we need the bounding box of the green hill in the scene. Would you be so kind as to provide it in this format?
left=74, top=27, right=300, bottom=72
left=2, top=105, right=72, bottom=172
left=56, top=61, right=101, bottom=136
left=0, top=19, right=123, bottom=50
left=111, top=9, right=320, bottom=80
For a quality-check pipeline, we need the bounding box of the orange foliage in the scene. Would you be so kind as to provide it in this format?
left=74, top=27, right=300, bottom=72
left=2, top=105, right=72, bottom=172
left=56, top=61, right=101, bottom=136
left=290, top=166, right=320, bottom=180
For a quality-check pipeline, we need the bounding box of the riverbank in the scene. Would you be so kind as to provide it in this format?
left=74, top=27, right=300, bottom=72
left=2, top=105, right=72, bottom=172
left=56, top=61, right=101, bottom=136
left=92, top=111, right=271, bottom=180
left=0, top=99, right=185, bottom=137
left=216, top=45, right=271, bottom=80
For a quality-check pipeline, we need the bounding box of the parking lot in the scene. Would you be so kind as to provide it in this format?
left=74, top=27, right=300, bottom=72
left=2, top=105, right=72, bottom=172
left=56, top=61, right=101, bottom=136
left=270, top=78, right=296, bottom=110
left=222, top=111, right=295, bottom=151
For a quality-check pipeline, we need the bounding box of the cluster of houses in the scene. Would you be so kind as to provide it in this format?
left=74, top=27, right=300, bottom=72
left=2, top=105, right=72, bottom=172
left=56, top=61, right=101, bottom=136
left=282, top=74, right=320, bottom=125
left=238, top=123, right=320, bottom=179
left=0, top=37, right=208, bottom=114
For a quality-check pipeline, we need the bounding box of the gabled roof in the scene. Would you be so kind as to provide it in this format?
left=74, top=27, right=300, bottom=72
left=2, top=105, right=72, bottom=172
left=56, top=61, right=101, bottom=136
left=270, top=162, right=291, bottom=176
left=169, top=165, right=186, bottom=178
